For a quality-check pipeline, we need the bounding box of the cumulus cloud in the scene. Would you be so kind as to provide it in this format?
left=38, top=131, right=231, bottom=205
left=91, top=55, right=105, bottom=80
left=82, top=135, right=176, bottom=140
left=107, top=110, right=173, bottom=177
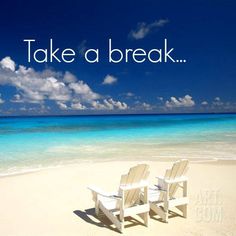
left=71, top=102, right=86, bottom=110
left=0, top=62, right=71, bottom=103
left=0, top=56, right=16, bottom=71
left=165, top=95, right=195, bottom=108
left=201, top=101, right=208, bottom=105
left=105, top=98, right=128, bottom=110
left=63, top=71, right=77, bottom=83
left=91, top=98, right=128, bottom=110
left=212, top=97, right=223, bottom=106
left=129, top=19, right=169, bottom=40
left=69, top=81, right=100, bottom=101
left=0, top=57, right=95, bottom=105
left=91, top=100, right=106, bottom=110
left=133, top=101, right=153, bottom=111
left=140, top=102, right=152, bottom=110
left=56, top=101, right=86, bottom=111
left=11, top=94, right=23, bottom=103
left=0, top=56, right=128, bottom=113
left=102, top=74, right=117, bottom=85
left=56, top=101, right=68, bottom=110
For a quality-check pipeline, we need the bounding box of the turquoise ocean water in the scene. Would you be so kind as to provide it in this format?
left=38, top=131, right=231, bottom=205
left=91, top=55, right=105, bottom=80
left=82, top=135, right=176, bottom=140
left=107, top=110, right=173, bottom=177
left=0, top=114, right=236, bottom=176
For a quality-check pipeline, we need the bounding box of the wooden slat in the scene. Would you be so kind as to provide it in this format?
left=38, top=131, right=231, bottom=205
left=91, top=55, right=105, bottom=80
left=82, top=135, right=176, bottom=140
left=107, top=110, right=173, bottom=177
left=150, top=202, right=166, bottom=220
left=169, top=161, right=181, bottom=180
left=123, top=204, right=149, bottom=217
left=169, top=160, right=189, bottom=198
left=124, top=164, right=148, bottom=207
left=123, top=165, right=137, bottom=207
left=116, top=174, right=128, bottom=208
left=130, top=165, right=149, bottom=206
left=159, top=168, right=172, bottom=201
left=99, top=202, right=122, bottom=232
left=168, top=161, right=182, bottom=197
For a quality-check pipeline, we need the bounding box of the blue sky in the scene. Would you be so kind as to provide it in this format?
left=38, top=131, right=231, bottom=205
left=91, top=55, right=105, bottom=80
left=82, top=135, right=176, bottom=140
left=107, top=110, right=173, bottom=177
left=0, top=0, right=236, bottom=115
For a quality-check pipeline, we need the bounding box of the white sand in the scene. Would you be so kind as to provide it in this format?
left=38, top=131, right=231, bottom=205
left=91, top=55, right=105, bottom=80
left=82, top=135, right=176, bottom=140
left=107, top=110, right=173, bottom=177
left=0, top=160, right=236, bottom=236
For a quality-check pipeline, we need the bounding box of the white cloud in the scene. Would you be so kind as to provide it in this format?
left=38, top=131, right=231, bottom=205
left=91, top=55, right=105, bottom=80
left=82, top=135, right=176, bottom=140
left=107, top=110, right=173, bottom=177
left=11, top=94, right=23, bottom=103
left=213, top=97, right=223, bottom=106
left=165, top=95, right=195, bottom=108
left=91, top=100, right=106, bottom=110
left=157, top=96, right=163, bottom=101
left=56, top=101, right=68, bottom=110
left=0, top=62, right=72, bottom=103
left=102, top=74, right=117, bottom=85
left=0, top=56, right=97, bottom=104
left=63, top=71, right=77, bottom=83
left=105, top=98, right=128, bottom=110
left=69, top=81, right=100, bottom=101
left=56, top=101, right=86, bottom=111
left=0, top=56, right=15, bottom=71
left=126, top=92, right=134, bottom=97
left=71, top=102, right=86, bottom=110
left=92, top=98, right=128, bottom=110
left=201, top=101, right=208, bottom=105
left=17, top=104, right=50, bottom=114
left=129, top=19, right=169, bottom=40
left=141, top=102, right=152, bottom=110
left=0, top=56, right=130, bottom=113
left=134, top=101, right=153, bottom=111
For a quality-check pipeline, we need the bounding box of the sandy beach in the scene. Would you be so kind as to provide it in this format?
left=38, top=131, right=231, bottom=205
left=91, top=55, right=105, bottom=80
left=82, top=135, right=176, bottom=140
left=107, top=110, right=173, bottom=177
left=0, top=159, right=236, bottom=236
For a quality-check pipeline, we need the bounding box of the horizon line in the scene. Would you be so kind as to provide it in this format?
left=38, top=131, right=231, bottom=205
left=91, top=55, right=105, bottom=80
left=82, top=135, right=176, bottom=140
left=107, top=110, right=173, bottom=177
left=0, top=111, right=236, bottom=119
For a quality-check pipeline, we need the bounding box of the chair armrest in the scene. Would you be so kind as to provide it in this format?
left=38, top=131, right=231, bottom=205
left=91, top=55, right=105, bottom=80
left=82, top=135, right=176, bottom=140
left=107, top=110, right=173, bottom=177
left=88, top=186, right=122, bottom=199
left=156, top=176, right=188, bottom=184
left=119, top=181, right=149, bottom=191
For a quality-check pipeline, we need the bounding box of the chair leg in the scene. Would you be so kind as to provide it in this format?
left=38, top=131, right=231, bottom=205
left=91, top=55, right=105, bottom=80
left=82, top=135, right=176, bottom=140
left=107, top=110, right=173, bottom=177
left=164, top=211, right=169, bottom=223
left=176, top=204, right=188, bottom=218
left=95, top=200, right=99, bottom=216
left=144, top=212, right=149, bottom=227
left=138, top=212, right=149, bottom=227
left=119, top=216, right=124, bottom=233
left=163, top=201, right=169, bottom=222
left=182, top=205, right=187, bottom=218
left=120, top=223, right=124, bottom=233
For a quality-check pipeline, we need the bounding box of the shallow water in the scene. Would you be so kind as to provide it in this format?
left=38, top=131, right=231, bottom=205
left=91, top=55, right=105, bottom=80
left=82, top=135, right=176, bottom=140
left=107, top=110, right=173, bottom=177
left=0, top=114, right=236, bottom=175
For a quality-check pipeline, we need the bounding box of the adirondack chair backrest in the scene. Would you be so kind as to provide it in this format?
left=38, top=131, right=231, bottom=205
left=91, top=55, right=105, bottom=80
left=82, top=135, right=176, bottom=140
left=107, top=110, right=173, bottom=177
left=117, top=164, right=149, bottom=208
left=159, top=159, right=189, bottom=201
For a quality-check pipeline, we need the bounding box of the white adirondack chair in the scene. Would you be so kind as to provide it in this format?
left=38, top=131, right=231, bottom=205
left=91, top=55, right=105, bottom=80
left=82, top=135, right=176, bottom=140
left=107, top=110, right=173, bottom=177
left=88, top=164, right=150, bottom=233
left=148, top=159, right=189, bottom=222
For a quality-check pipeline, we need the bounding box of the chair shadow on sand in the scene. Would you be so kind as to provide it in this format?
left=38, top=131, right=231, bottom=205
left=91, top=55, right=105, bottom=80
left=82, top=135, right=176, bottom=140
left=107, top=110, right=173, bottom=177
left=73, top=208, right=183, bottom=233
left=150, top=208, right=183, bottom=222
left=73, top=208, right=147, bottom=233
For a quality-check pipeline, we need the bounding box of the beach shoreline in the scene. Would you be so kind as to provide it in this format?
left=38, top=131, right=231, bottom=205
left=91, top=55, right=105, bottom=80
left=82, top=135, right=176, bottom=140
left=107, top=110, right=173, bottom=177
left=1, top=157, right=236, bottom=178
